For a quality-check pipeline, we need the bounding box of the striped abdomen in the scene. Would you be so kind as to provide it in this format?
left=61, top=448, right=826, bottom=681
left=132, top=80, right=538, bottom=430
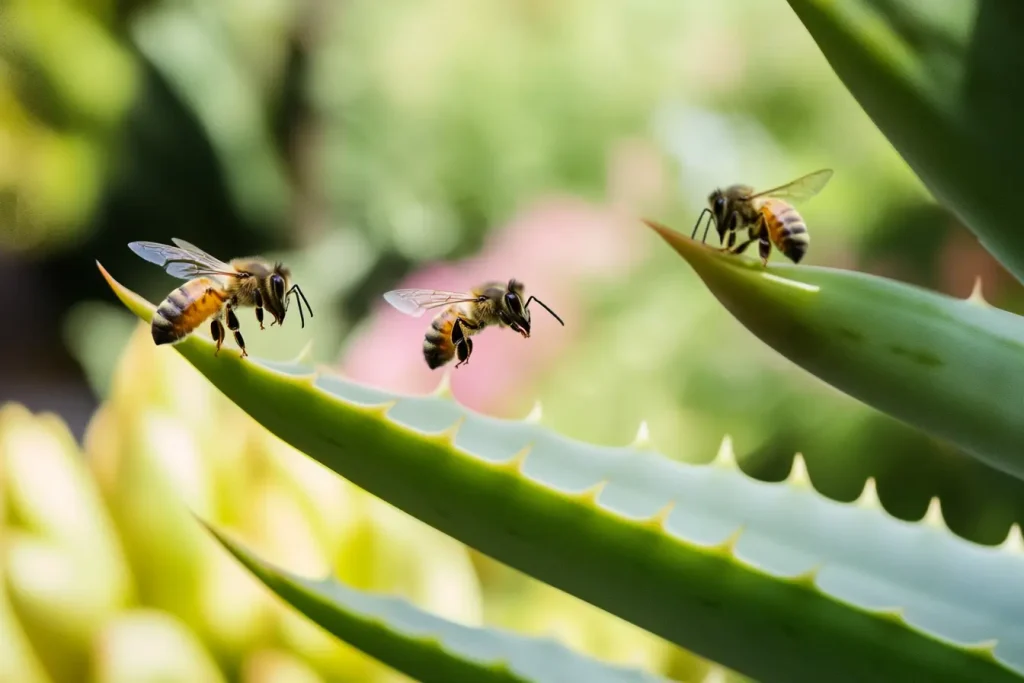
left=422, top=307, right=459, bottom=369
left=422, top=305, right=484, bottom=369
left=152, top=277, right=228, bottom=345
left=761, top=199, right=810, bottom=263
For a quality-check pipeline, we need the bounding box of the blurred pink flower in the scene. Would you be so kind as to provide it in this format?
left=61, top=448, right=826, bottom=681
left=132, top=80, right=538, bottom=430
left=338, top=195, right=649, bottom=414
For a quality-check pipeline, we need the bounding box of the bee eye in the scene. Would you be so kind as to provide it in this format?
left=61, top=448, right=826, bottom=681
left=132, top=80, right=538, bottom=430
left=271, top=275, right=285, bottom=300
left=714, top=196, right=726, bottom=212
left=505, top=292, right=520, bottom=313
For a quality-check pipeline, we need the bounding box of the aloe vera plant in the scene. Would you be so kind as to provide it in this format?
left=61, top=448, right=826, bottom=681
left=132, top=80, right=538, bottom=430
left=93, top=2, right=1024, bottom=682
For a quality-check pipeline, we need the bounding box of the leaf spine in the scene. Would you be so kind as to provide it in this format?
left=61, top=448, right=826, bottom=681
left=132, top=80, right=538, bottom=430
left=962, top=639, right=1000, bottom=659
left=712, top=435, right=737, bottom=470
left=854, top=476, right=881, bottom=509
left=713, top=526, right=744, bottom=553
left=630, top=420, right=653, bottom=450
left=700, top=667, right=728, bottom=683
left=639, top=501, right=676, bottom=531
left=432, top=368, right=454, bottom=399
left=357, top=399, right=399, bottom=419
left=999, top=523, right=1024, bottom=554
left=523, top=400, right=543, bottom=424
left=426, top=416, right=465, bottom=447
left=966, top=275, right=990, bottom=307
left=789, top=563, right=822, bottom=588
left=494, top=444, right=532, bottom=473
left=292, top=338, right=316, bottom=365
left=786, top=453, right=811, bottom=488
left=573, top=480, right=608, bottom=505
left=921, top=496, right=945, bottom=528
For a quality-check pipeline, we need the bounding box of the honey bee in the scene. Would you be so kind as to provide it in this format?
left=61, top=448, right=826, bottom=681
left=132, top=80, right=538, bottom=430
left=383, top=280, right=564, bottom=369
left=692, top=169, right=833, bottom=265
left=127, top=238, right=313, bottom=357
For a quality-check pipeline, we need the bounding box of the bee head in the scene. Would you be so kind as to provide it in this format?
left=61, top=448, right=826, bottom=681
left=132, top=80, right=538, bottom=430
left=261, top=263, right=291, bottom=326
left=503, top=279, right=531, bottom=338
left=707, top=189, right=730, bottom=238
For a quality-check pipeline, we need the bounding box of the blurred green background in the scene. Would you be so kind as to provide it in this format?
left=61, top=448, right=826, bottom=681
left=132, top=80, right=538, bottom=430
left=3, top=0, right=1024, bottom=681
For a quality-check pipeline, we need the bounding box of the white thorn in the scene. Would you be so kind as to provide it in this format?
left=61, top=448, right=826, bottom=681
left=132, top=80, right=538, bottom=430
left=292, top=338, right=315, bottom=364
left=922, top=496, right=944, bottom=528
left=712, top=434, right=737, bottom=469
left=786, top=453, right=811, bottom=488
left=701, top=666, right=728, bottom=683
left=966, top=276, right=989, bottom=306
left=433, top=368, right=454, bottom=399
left=855, top=477, right=881, bottom=509
left=523, top=400, right=543, bottom=424
left=630, top=420, right=652, bottom=449
left=1000, top=523, right=1024, bottom=554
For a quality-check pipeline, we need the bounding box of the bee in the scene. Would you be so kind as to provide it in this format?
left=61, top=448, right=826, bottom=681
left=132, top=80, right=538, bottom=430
left=383, top=279, right=564, bottom=369
left=691, top=169, right=833, bottom=265
left=127, top=238, right=313, bottom=357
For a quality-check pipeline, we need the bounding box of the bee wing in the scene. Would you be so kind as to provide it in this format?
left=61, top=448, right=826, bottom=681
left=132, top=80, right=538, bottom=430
left=383, top=289, right=482, bottom=317
left=128, top=240, right=238, bottom=281
left=748, top=169, right=833, bottom=204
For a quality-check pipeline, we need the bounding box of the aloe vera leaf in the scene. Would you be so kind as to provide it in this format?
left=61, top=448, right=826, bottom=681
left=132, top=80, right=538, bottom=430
left=784, top=0, right=1024, bottom=283
left=647, top=221, right=1024, bottom=481
left=203, top=522, right=668, bottom=683
left=98, top=262, right=1024, bottom=683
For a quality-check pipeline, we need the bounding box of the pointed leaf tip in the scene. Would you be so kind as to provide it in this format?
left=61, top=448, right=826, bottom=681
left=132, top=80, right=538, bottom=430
left=96, top=261, right=156, bottom=324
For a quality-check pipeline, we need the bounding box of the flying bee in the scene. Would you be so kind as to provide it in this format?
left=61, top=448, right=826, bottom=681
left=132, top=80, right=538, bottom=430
left=127, top=238, right=313, bottom=357
left=691, top=168, right=833, bottom=266
left=383, top=280, right=564, bottom=370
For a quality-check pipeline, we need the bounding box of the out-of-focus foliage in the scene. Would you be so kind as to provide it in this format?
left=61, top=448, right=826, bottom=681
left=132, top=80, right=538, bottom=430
left=785, top=0, right=1024, bottom=285
left=0, top=0, right=138, bottom=252
left=1, top=325, right=731, bottom=682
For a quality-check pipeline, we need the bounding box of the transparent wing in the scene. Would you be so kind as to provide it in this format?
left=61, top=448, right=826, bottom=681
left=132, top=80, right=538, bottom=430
left=749, top=169, right=833, bottom=204
left=127, top=240, right=237, bottom=281
left=383, top=289, right=482, bottom=317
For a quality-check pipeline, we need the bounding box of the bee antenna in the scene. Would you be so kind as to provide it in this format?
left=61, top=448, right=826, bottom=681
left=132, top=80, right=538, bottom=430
left=287, top=284, right=314, bottom=328
left=524, top=296, right=564, bottom=326
left=691, top=208, right=711, bottom=240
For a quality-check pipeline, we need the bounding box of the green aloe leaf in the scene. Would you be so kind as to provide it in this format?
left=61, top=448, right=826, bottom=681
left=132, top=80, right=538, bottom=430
left=98, top=261, right=1024, bottom=683
left=784, top=0, right=1024, bottom=283
left=202, top=522, right=668, bottom=683
left=647, top=221, right=1024, bottom=481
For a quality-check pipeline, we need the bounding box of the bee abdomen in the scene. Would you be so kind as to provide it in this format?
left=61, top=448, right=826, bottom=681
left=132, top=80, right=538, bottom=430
left=423, top=313, right=456, bottom=369
left=152, top=280, right=226, bottom=346
left=152, top=287, right=194, bottom=345
left=779, top=218, right=810, bottom=263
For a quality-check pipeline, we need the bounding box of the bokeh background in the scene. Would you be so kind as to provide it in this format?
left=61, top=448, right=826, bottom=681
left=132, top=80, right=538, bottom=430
left=3, top=0, right=1024, bottom=681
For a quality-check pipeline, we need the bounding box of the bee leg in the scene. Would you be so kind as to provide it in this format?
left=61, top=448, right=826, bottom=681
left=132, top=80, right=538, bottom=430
left=726, top=230, right=737, bottom=249
left=451, top=319, right=476, bottom=368
left=455, top=338, right=474, bottom=367
left=758, top=235, right=772, bottom=266
left=211, top=318, right=225, bottom=356
left=254, top=290, right=265, bottom=330
left=226, top=306, right=248, bottom=358
left=730, top=237, right=756, bottom=255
